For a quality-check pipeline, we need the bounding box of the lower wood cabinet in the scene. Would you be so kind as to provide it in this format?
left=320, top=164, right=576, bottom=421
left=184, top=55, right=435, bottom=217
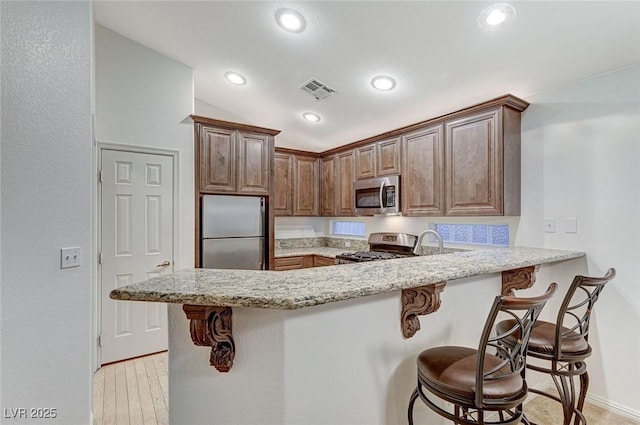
left=274, top=255, right=336, bottom=271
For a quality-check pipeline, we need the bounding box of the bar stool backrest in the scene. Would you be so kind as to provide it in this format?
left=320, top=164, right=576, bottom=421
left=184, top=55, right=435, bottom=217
left=475, top=283, right=558, bottom=408
left=554, top=268, right=616, bottom=360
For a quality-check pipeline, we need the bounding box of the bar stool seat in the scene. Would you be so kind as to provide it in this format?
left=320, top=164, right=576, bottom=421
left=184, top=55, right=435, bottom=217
left=417, top=346, right=525, bottom=402
left=408, top=284, right=557, bottom=425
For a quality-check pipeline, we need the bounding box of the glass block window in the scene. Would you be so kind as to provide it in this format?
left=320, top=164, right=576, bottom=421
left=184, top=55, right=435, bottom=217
left=332, top=221, right=366, bottom=237
left=433, top=223, right=510, bottom=247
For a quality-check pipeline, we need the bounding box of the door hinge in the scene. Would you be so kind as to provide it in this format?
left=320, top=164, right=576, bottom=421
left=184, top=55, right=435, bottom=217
left=98, top=170, right=103, bottom=183
left=97, top=335, right=102, bottom=347
left=97, top=252, right=102, bottom=264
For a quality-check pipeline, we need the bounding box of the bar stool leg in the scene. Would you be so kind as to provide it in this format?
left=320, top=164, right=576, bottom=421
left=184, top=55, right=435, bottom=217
left=575, top=370, right=589, bottom=425
left=407, top=388, right=418, bottom=425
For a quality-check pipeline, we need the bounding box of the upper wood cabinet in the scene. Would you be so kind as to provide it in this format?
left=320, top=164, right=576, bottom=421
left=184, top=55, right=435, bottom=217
left=199, top=126, right=236, bottom=193
left=444, top=106, right=521, bottom=216
left=320, top=150, right=356, bottom=216
left=274, top=152, right=293, bottom=216
left=195, top=118, right=278, bottom=196
left=274, top=149, right=321, bottom=217
left=376, top=137, right=401, bottom=176
left=355, top=144, right=376, bottom=179
left=293, top=155, right=320, bottom=216
left=237, top=131, right=271, bottom=194
left=336, top=150, right=355, bottom=216
left=355, top=137, right=401, bottom=179
left=401, top=124, right=445, bottom=216
left=320, top=155, right=336, bottom=216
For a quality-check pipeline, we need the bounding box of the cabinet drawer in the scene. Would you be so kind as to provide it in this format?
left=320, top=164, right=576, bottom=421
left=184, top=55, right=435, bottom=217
left=274, top=256, right=305, bottom=271
left=313, top=255, right=336, bottom=267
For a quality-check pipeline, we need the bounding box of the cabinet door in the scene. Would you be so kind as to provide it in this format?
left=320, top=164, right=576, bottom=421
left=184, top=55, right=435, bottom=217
left=355, top=143, right=376, bottom=179
left=320, top=155, right=337, bottom=216
left=293, top=156, right=319, bottom=216
left=199, top=126, right=236, bottom=193
left=445, top=108, right=502, bottom=216
left=401, top=124, right=445, bottom=216
left=274, top=153, right=293, bottom=216
left=376, top=137, right=401, bottom=176
left=336, top=150, right=355, bottom=216
left=237, top=131, right=271, bottom=195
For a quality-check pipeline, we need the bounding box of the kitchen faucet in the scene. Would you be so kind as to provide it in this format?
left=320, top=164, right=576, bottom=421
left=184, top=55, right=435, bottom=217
left=413, top=230, right=444, bottom=255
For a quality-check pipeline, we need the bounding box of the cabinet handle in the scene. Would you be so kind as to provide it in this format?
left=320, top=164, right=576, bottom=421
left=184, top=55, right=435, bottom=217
left=156, top=260, right=171, bottom=268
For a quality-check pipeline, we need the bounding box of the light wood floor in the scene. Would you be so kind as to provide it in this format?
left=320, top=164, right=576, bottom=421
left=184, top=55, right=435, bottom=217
left=94, top=352, right=638, bottom=425
left=93, top=351, right=168, bottom=425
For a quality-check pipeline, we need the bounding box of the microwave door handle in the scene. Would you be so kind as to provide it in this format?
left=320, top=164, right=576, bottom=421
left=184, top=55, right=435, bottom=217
left=379, top=180, right=385, bottom=209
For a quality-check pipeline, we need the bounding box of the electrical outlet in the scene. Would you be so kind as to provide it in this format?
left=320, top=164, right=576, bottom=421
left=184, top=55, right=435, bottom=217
left=345, top=241, right=351, bottom=248
left=544, top=218, right=556, bottom=233
left=61, top=247, right=81, bottom=269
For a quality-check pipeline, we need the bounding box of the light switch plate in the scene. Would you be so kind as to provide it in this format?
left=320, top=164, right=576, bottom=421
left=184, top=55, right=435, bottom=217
left=565, top=217, right=578, bottom=234
left=544, top=218, right=556, bottom=233
left=61, top=247, right=81, bottom=268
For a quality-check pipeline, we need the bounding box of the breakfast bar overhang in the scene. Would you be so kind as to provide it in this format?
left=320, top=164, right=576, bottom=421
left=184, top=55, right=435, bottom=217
left=110, top=247, right=585, bottom=424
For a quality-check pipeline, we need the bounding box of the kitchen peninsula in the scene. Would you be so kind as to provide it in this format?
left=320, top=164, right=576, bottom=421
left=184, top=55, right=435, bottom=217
left=111, top=246, right=585, bottom=424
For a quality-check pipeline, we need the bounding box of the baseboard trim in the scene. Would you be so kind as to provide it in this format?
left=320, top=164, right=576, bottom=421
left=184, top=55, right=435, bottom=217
left=586, top=392, right=640, bottom=423
left=524, top=378, right=640, bottom=422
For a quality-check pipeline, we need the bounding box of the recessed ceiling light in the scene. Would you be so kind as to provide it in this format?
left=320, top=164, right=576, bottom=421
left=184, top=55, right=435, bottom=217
left=225, top=71, right=246, bottom=85
left=479, top=3, right=515, bottom=28
left=276, top=8, right=306, bottom=33
left=302, top=112, right=321, bottom=123
left=371, top=75, right=396, bottom=91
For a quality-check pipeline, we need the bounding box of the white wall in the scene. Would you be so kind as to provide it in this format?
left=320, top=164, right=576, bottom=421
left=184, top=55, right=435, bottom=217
left=1, top=2, right=92, bottom=424
left=518, top=65, right=640, bottom=415
left=195, top=97, right=297, bottom=148
left=94, top=25, right=195, bottom=269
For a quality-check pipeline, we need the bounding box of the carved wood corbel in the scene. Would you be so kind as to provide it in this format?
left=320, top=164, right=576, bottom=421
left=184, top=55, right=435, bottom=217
left=182, top=305, right=235, bottom=372
left=501, top=266, right=537, bottom=296
left=401, top=282, right=446, bottom=338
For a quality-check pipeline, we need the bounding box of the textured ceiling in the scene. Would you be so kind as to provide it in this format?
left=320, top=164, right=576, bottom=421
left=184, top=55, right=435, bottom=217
left=93, top=1, right=640, bottom=151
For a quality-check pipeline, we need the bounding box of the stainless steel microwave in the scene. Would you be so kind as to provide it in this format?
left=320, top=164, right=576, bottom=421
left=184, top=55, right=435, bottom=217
left=354, top=175, right=401, bottom=216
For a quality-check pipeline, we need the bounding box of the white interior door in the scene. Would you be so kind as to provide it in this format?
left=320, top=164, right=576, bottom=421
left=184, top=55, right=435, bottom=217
left=100, top=148, right=174, bottom=364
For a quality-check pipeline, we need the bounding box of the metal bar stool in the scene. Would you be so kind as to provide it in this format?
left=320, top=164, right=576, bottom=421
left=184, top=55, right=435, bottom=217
left=496, top=268, right=616, bottom=425
left=408, top=283, right=558, bottom=425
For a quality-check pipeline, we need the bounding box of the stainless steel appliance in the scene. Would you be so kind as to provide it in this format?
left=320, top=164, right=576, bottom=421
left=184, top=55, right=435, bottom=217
left=354, top=175, right=400, bottom=216
left=201, top=195, right=265, bottom=270
left=335, top=232, right=417, bottom=264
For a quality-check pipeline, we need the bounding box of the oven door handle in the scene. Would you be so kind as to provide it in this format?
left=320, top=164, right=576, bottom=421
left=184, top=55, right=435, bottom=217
left=379, top=180, right=385, bottom=209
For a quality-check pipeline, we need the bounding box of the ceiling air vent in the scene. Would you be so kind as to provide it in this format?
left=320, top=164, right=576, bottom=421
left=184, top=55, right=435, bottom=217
left=299, top=78, right=337, bottom=101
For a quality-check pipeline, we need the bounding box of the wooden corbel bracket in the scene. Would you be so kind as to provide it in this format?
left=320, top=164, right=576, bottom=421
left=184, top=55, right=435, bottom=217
left=501, top=266, right=538, bottom=296
left=401, top=282, right=446, bottom=338
left=182, top=305, right=235, bottom=372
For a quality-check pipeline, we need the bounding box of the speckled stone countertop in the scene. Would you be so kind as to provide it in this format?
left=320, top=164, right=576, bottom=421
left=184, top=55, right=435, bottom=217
left=275, top=247, right=346, bottom=258
left=110, top=247, right=585, bottom=310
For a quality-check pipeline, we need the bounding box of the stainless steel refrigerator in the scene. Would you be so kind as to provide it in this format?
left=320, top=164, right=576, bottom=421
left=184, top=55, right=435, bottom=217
left=201, top=195, right=265, bottom=270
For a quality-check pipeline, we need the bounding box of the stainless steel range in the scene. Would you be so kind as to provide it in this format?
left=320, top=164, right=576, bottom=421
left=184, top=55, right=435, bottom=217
left=336, top=232, right=418, bottom=264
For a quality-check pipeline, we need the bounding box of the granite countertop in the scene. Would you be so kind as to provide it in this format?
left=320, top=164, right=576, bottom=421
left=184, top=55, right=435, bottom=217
left=275, top=247, right=347, bottom=258
left=110, top=247, right=585, bottom=310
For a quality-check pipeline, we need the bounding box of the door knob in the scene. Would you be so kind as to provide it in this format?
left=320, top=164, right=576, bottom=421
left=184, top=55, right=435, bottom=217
left=156, top=260, right=171, bottom=268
